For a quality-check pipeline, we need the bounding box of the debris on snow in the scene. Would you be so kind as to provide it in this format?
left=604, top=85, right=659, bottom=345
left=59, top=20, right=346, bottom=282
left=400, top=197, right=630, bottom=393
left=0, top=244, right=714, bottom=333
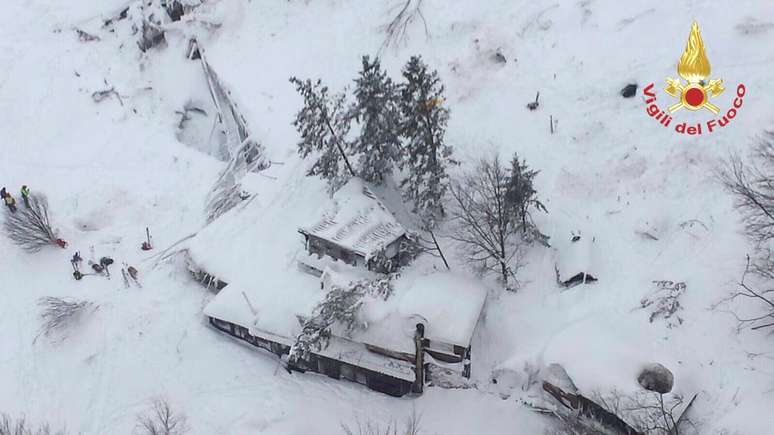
left=640, top=281, right=685, bottom=327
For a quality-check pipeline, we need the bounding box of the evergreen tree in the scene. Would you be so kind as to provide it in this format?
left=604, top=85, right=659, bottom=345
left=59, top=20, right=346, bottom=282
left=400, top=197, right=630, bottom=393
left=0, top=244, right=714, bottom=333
left=351, top=56, right=402, bottom=184
left=399, top=56, right=454, bottom=228
left=506, top=153, right=549, bottom=246
left=290, top=77, right=355, bottom=188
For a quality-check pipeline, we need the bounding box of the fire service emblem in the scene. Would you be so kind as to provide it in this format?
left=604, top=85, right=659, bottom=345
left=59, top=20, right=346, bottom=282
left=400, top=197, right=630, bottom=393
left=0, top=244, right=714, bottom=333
left=642, top=21, right=746, bottom=135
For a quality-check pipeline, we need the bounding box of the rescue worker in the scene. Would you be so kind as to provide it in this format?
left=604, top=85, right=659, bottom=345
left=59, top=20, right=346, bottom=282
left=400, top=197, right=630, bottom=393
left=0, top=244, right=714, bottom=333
left=20, top=185, right=30, bottom=208
left=71, top=251, right=83, bottom=272
left=4, top=193, right=17, bottom=213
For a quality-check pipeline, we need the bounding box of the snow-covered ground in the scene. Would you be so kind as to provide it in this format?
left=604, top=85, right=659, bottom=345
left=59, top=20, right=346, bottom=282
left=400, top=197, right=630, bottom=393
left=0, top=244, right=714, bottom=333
left=1, top=0, right=773, bottom=433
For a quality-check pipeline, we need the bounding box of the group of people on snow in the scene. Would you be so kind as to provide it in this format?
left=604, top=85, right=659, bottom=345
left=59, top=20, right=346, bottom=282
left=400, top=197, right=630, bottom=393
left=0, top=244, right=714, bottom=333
left=1, top=185, right=30, bottom=213
left=70, top=250, right=139, bottom=286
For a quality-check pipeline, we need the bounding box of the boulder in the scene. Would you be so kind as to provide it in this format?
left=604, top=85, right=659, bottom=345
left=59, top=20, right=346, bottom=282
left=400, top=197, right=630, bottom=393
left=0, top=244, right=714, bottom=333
left=637, top=363, right=674, bottom=394
left=621, top=83, right=638, bottom=98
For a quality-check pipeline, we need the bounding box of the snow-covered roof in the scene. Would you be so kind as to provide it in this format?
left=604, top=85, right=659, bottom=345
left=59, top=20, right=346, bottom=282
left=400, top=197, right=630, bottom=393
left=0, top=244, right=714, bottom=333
left=298, top=178, right=407, bottom=259
left=353, top=272, right=488, bottom=353
left=555, top=232, right=597, bottom=283
left=202, top=267, right=487, bottom=358
left=191, top=174, right=485, bottom=375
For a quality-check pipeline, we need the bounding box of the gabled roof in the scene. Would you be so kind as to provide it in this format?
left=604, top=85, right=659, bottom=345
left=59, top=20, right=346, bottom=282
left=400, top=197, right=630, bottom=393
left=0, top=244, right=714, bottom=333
left=298, top=178, right=406, bottom=260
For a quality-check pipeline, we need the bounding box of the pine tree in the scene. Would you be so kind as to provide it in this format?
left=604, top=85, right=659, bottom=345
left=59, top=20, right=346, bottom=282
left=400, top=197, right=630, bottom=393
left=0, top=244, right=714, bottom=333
left=399, top=56, right=454, bottom=229
left=505, top=153, right=549, bottom=246
left=350, top=56, right=402, bottom=184
left=290, top=77, right=355, bottom=188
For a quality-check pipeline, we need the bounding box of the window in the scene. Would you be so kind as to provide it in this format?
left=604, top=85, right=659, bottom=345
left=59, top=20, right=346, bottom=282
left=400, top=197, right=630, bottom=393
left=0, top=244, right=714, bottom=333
left=341, top=363, right=356, bottom=382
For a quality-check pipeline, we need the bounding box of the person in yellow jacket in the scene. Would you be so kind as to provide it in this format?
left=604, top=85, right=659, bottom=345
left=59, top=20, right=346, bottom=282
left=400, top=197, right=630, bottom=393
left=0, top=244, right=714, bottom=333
left=20, top=185, right=30, bottom=208
left=4, top=193, right=17, bottom=213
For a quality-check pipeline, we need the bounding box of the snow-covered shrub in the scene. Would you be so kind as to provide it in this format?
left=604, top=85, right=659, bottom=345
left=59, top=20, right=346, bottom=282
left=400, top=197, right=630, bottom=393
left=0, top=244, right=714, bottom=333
left=4, top=194, right=61, bottom=253
left=136, top=399, right=188, bottom=435
left=35, top=297, right=97, bottom=342
left=0, top=414, right=65, bottom=435
left=640, top=281, right=686, bottom=328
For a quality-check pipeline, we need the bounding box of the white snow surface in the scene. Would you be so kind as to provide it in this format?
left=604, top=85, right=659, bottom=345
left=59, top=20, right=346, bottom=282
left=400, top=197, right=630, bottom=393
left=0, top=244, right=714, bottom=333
left=1, top=0, right=774, bottom=434
left=554, top=231, right=596, bottom=283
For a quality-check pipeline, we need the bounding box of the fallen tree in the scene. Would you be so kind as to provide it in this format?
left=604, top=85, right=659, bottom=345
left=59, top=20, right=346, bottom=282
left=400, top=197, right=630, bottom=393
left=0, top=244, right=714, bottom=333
left=4, top=193, right=66, bottom=252
left=543, top=382, right=643, bottom=435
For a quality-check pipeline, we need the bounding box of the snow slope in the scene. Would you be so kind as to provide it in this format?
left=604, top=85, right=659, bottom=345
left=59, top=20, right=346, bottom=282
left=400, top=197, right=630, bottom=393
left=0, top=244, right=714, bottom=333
left=1, top=0, right=773, bottom=434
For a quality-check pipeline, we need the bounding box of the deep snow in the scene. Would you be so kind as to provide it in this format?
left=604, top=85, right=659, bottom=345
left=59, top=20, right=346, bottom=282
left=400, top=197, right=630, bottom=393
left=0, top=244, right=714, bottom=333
left=1, top=0, right=774, bottom=434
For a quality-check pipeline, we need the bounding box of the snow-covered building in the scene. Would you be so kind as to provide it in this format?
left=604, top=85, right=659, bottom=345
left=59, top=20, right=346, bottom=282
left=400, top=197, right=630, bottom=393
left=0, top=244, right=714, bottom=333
left=200, top=266, right=487, bottom=396
left=297, top=178, right=411, bottom=274
left=554, top=232, right=598, bottom=287
left=186, top=184, right=487, bottom=396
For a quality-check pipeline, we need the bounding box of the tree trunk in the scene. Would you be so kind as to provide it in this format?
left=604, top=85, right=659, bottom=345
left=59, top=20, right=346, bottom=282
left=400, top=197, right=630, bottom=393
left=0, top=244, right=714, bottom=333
left=324, top=118, right=356, bottom=177
left=429, top=230, right=450, bottom=270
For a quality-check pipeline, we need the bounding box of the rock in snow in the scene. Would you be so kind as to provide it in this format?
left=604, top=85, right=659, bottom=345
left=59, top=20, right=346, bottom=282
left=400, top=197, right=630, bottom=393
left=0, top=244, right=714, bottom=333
left=637, top=363, right=674, bottom=394
left=621, top=83, right=638, bottom=98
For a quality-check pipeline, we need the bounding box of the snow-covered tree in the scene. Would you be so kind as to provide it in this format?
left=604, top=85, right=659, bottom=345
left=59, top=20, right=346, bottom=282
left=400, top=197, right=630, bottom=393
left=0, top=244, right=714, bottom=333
left=289, top=283, right=364, bottom=363
left=350, top=56, right=402, bottom=184
left=398, top=56, right=454, bottom=229
left=505, top=153, right=549, bottom=246
left=290, top=77, right=355, bottom=190
left=289, top=277, right=393, bottom=363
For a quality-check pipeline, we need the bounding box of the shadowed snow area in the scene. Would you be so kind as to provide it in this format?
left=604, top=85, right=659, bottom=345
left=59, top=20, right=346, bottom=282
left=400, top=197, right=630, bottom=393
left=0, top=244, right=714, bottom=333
left=1, top=0, right=773, bottom=434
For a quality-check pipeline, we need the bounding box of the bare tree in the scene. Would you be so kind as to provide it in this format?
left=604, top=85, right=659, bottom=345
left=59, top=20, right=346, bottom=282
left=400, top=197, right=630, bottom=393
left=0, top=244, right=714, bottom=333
left=593, top=390, right=686, bottom=435
left=717, top=132, right=774, bottom=332
left=718, top=132, right=774, bottom=278
left=379, top=0, right=429, bottom=54
left=35, top=297, right=97, bottom=343
left=4, top=194, right=62, bottom=252
left=0, top=414, right=65, bottom=435
left=342, top=410, right=421, bottom=435
left=714, top=256, right=774, bottom=332
left=448, top=155, right=524, bottom=290
left=136, top=399, right=189, bottom=435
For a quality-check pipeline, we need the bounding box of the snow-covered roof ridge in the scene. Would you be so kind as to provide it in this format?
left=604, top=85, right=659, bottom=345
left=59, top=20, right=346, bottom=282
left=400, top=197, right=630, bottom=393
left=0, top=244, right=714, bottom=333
left=299, top=178, right=407, bottom=258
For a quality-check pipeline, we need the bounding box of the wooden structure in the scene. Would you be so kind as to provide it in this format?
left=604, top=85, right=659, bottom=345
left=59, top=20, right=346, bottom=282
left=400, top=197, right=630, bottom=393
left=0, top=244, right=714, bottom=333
left=298, top=178, right=411, bottom=274
left=201, top=272, right=486, bottom=397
